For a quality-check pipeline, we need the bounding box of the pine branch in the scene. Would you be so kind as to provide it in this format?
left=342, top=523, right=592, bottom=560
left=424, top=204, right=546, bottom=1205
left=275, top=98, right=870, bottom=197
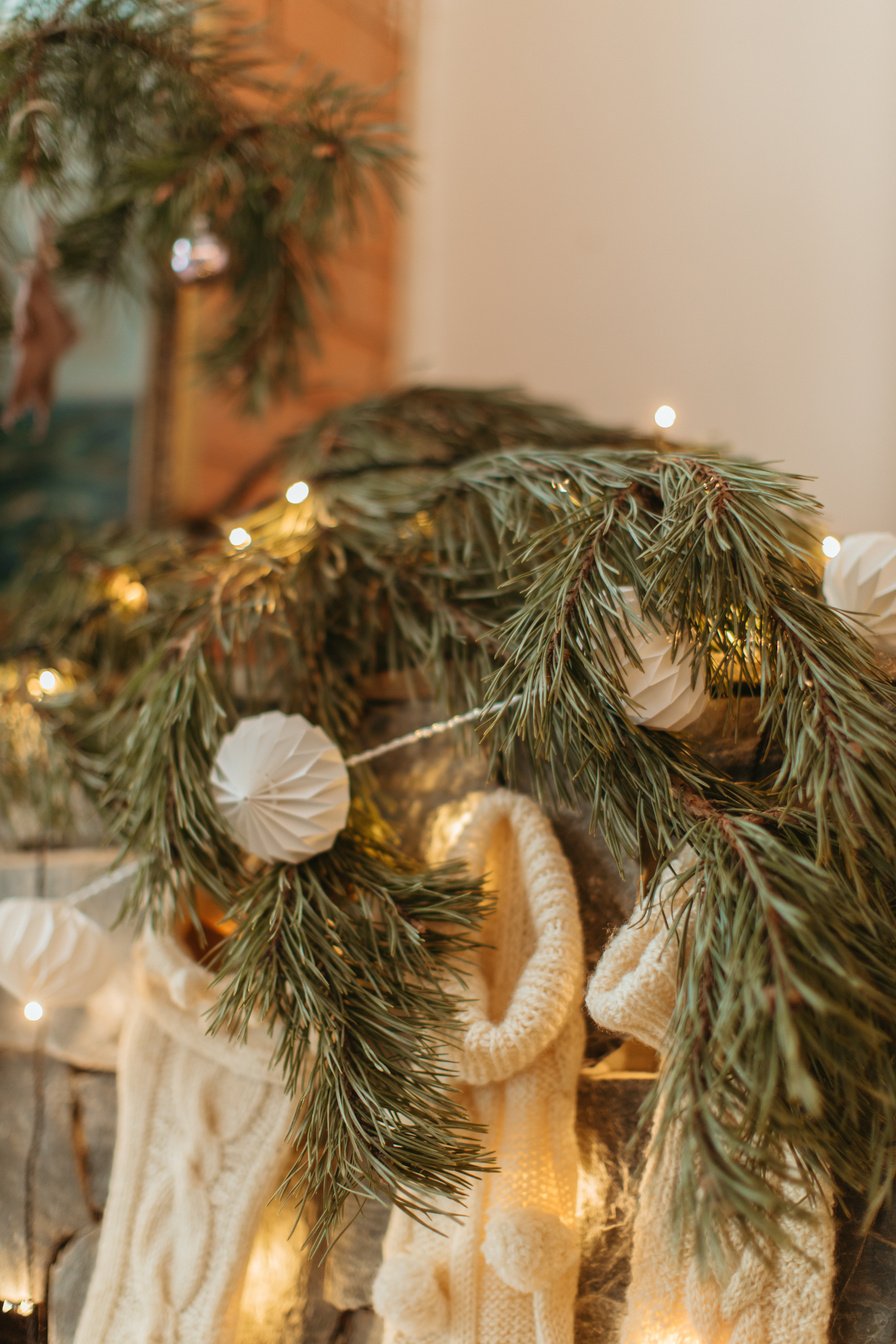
left=464, top=439, right=896, bottom=1255
left=2, top=386, right=895, bottom=1263
left=94, top=634, right=245, bottom=924
left=205, top=827, right=492, bottom=1248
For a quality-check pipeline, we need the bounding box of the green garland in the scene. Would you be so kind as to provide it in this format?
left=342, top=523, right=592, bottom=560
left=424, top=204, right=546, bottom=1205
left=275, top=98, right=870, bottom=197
left=1, top=385, right=895, bottom=1263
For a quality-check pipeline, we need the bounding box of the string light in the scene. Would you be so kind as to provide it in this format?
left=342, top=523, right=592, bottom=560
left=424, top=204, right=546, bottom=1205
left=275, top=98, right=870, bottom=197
left=26, top=667, right=62, bottom=699
left=285, top=480, right=310, bottom=504
left=228, top=526, right=252, bottom=550
left=821, top=535, right=841, bottom=559
left=654, top=404, right=677, bottom=430
left=120, top=581, right=148, bottom=611
left=106, top=569, right=148, bottom=614
left=23, top=1001, right=43, bottom=1022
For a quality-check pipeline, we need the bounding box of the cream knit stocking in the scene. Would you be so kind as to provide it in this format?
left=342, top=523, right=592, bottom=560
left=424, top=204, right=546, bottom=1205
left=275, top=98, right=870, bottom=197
left=373, top=790, right=586, bottom=1344
left=73, top=935, right=294, bottom=1344
left=587, top=894, right=834, bottom=1344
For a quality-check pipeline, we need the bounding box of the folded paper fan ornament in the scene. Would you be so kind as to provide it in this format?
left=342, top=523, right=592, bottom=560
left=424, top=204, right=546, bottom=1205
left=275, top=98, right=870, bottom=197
left=616, top=589, right=708, bottom=733
left=211, top=711, right=351, bottom=863
left=822, top=532, right=896, bottom=655
left=0, top=899, right=116, bottom=1008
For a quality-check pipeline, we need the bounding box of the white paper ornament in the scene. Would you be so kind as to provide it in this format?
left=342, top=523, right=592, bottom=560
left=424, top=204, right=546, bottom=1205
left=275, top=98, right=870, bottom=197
left=211, top=711, right=350, bottom=864
left=822, top=531, right=896, bottom=654
left=616, top=590, right=708, bottom=733
left=0, top=898, right=116, bottom=1008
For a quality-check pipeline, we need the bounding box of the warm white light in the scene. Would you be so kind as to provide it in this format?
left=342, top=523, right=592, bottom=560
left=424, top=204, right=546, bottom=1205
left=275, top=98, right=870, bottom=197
left=654, top=404, right=677, bottom=429
left=285, top=480, right=309, bottom=504
left=38, top=668, right=59, bottom=694
left=821, top=535, right=841, bottom=559
left=2, top=1302, right=12, bottom=1313
left=16, top=1300, right=34, bottom=1317
left=23, top=1001, right=43, bottom=1022
left=120, top=580, right=148, bottom=612
left=228, top=526, right=252, bottom=550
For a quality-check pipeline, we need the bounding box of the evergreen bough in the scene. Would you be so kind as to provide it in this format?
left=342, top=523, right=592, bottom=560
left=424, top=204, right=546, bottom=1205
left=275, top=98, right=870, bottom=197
left=2, top=385, right=894, bottom=1263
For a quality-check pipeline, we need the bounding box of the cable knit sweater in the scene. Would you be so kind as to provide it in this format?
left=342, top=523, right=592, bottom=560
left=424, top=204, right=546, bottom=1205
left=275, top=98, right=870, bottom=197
left=587, top=884, right=834, bottom=1344
left=373, top=790, right=586, bottom=1344
left=73, top=934, right=294, bottom=1344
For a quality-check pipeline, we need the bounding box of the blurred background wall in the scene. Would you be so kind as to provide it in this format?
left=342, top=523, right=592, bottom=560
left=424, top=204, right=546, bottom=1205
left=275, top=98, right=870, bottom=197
left=401, top=0, right=896, bottom=533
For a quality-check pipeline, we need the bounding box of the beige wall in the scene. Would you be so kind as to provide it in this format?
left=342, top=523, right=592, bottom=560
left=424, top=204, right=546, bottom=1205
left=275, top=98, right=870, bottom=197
left=401, top=0, right=896, bottom=534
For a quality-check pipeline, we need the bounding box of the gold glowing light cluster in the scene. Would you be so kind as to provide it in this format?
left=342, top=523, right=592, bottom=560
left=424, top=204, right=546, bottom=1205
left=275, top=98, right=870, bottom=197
left=105, top=568, right=149, bottom=615
left=24, top=664, right=76, bottom=700
left=225, top=482, right=313, bottom=557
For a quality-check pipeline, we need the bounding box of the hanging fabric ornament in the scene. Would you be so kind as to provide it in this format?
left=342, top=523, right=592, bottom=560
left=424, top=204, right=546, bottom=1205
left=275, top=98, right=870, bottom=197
left=615, top=588, right=709, bottom=733
left=587, top=870, right=834, bottom=1344
left=73, top=934, right=294, bottom=1344
left=373, top=790, right=585, bottom=1344
left=211, top=710, right=350, bottom=863
left=821, top=531, right=896, bottom=654
left=2, top=219, right=78, bottom=434
left=0, top=898, right=115, bottom=1012
left=170, top=215, right=229, bottom=283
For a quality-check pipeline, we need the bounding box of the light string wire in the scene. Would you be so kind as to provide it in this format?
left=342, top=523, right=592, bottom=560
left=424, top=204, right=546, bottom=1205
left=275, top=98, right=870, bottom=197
left=345, top=698, right=513, bottom=767
left=23, top=1023, right=46, bottom=1339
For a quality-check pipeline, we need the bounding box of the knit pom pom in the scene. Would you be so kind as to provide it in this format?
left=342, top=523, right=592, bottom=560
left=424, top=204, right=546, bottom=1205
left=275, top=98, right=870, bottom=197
left=372, top=1252, right=449, bottom=1338
left=483, top=1207, right=579, bottom=1292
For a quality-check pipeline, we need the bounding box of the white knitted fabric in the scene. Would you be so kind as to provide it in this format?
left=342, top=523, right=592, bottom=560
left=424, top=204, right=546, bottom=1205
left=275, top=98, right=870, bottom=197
left=587, top=894, right=834, bottom=1344
left=373, top=790, right=585, bottom=1344
left=73, top=934, right=294, bottom=1344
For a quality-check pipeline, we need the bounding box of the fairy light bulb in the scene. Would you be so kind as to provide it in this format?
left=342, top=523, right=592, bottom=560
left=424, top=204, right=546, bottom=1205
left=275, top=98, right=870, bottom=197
left=16, top=1300, right=33, bottom=1317
left=285, top=480, right=310, bottom=505
left=821, top=535, right=841, bottom=559
left=23, top=1001, right=43, bottom=1022
left=27, top=667, right=63, bottom=699
left=654, top=404, right=677, bottom=429
left=121, top=581, right=148, bottom=612
left=228, top=526, right=252, bottom=550
left=106, top=569, right=148, bottom=614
